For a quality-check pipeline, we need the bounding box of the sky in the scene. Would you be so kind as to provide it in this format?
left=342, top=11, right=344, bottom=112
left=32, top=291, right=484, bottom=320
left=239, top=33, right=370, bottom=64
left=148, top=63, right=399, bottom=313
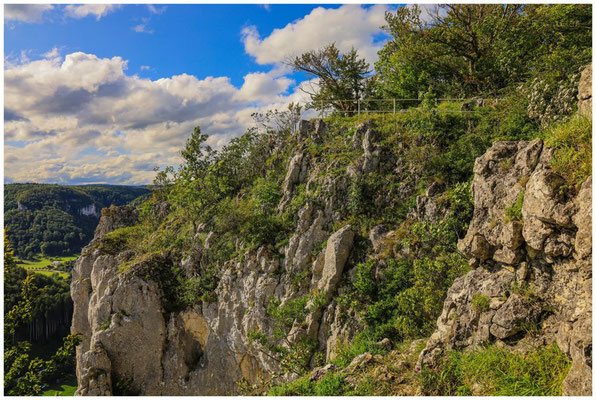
left=4, top=3, right=405, bottom=185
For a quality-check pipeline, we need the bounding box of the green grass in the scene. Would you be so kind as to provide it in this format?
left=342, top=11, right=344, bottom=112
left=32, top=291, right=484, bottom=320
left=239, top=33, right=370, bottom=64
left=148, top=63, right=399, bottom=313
left=471, top=293, right=491, bottom=312
left=543, top=114, right=592, bottom=192
left=420, top=343, right=571, bottom=396
left=268, top=373, right=349, bottom=396
left=42, top=375, right=77, bottom=396
left=16, top=254, right=78, bottom=278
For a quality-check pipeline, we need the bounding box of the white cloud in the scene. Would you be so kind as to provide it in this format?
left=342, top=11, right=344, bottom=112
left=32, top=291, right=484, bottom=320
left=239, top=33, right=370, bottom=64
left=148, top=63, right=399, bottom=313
left=242, top=4, right=391, bottom=66
left=140, top=65, right=151, bottom=71
left=407, top=4, right=445, bottom=25
left=4, top=52, right=304, bottom=185
left=133, top=23, right=154, bottom=34
left=42, top=47, right=61, bottom=59
left=5, top=4, right=54, bottom=22
left=64, top=4, right=120, bottom=20
left=5, top=5, right=396, bottom=185
left=147, top=5, right=167, bottom=14
left=235, top=72, right=294, bottom=103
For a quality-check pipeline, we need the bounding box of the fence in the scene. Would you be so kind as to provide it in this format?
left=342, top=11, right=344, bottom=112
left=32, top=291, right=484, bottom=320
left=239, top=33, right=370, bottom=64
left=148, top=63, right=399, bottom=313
left=313, top=98, right=503, bottom=118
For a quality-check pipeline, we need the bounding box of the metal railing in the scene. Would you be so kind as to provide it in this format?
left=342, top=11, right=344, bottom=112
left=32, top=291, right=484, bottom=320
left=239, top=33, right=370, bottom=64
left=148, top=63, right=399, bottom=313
left=313, top=98, right=503, bottom=118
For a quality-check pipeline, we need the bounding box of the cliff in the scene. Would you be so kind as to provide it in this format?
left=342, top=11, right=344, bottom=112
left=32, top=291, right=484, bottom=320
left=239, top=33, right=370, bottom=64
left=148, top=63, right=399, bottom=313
left=70, top=66, right=591, bottom=396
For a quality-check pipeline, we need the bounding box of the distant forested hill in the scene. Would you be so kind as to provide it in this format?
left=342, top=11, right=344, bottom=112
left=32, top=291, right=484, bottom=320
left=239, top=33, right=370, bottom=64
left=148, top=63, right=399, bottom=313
left=4, top=184, right=150, bottom=258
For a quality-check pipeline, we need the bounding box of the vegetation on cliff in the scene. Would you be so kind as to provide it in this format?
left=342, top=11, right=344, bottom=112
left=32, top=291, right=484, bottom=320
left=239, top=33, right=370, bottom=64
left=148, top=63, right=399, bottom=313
left=76, top=4, right=592, bottom=396
left=18, top=3, right=587, bottom=396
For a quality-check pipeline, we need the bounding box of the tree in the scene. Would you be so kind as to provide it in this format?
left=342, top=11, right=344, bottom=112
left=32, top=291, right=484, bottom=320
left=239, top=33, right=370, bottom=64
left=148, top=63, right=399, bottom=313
left=4, top=235, right=81, bottom=396
left=376, top=4, right=592, bottom=99
left=289, top=44, right=372, bottom=114
left=175, top=127, right=220, bottom=232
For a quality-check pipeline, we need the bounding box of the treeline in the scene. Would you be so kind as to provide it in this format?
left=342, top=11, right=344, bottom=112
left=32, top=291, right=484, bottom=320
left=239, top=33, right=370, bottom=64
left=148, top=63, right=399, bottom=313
left=4, top=236, right=79, bottom=396
left=5, top=265, right=73, bottom=345
left=292, top=4, right=591, bottom=122
left=5, top=184, right=150, bottom=258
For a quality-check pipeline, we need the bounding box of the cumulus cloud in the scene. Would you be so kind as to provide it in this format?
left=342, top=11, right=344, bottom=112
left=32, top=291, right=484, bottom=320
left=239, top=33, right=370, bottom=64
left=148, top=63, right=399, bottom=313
left=235, top=72, right=294, bottom=103
left=64, top=4, right=120, bottom=20
left=4, top=52, right=304, bottom=185
left=5, top=4, right=54, bottom=22
left=242, top=4, right=391, bottom=65
left=5, top=4, right=396, bottom=185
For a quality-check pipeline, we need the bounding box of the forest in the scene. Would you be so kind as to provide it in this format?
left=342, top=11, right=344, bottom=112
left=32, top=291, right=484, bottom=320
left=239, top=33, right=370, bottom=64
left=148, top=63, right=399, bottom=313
left=4, top=184, right=150, bottom=258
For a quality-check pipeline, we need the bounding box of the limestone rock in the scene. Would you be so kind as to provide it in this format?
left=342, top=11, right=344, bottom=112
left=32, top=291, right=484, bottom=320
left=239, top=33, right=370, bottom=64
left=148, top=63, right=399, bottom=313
left=489, top=293, right=541, bottom=339
left=94, top=206, right=138, bottom=239
left=369, top=225, right=390, bottom=252
left=578, top=63, right=592, bottom=117
left=458, top=139, right=543, bottom=260
left=316, top=225, right=355, bottom=297
left=573, top=177, right=592, bottom=259
left=418, top=130, right=592, bottom=394
left=310, top=364, right=335, bottom=381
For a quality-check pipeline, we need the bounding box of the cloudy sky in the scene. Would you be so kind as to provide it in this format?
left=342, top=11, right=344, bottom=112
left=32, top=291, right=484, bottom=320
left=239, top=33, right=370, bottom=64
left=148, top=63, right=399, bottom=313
left=4, top=3, right=399, bottom=185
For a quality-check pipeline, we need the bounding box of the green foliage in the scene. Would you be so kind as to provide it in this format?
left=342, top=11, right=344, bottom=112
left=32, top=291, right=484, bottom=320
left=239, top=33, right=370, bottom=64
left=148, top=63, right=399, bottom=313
left=99, top=319, right=111, bottom=331
left=471, top=293, right=491, bottom=313
left=4, top=237, right=81, bottom=395
left=4, top=183, right=149, bottom=258
left=290, top=44, right=373, bottom=114
left=505, top=191, right=525, bottom=222
left=247, top=292, right=325, bottom=375
left=419, top=344, right=570, bottom=396
left=377, top=4, right=591, bottom=99
left=268, top=373, right=349, bottom=396
left=543, top=114, right=592, bottom=192
left=332, top=331, right=389, bottom=369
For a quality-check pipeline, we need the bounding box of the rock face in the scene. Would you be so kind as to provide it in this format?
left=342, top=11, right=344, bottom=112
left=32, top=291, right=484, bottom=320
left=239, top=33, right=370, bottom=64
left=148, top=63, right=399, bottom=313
left=417, top=139, right=592, bottom=395
left=578, top=63, right=592, bottom=117
left=71, top=122, right=365, bottom=396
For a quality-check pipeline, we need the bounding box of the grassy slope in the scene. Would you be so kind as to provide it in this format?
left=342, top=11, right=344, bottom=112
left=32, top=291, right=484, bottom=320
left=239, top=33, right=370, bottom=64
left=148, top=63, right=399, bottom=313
left=42, top=375, right=77, bottom=396
left=17, top=254, right=78, bottom=278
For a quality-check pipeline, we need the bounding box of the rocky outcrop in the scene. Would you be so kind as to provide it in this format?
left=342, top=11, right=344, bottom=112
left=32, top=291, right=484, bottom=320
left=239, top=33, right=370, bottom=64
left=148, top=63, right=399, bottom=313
left=71, top=122, right=365, bottom=396
left=78, top=203, right=99, bottom=217
left=417, top=139, right=592, bottom=395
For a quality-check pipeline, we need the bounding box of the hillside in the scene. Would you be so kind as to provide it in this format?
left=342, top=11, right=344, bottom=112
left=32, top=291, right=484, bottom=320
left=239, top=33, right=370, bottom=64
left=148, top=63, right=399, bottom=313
left=4, top=184, right=150, bottom=258
left=3, top=4, right=591, bottom=397
left=71, top=63, right=590, bottom=395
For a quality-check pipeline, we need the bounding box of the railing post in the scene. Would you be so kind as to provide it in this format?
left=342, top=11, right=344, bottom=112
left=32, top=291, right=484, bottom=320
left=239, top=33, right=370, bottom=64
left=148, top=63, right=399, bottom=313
left=393, top=98, right=396, bottom=114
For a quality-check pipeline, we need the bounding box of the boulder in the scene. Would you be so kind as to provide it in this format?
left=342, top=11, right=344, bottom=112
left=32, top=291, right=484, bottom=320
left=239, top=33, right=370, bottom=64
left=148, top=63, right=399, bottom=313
left=489, top=293, right=541, bottom=339
left=316, top=225, right=355, bottom=297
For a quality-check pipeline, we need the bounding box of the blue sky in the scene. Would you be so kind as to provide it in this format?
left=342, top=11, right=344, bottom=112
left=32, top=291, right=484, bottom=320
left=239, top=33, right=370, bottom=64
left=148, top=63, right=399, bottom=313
left=4, top=4, right=401, bottom=185
left=6, top=4, right=343, bottom=85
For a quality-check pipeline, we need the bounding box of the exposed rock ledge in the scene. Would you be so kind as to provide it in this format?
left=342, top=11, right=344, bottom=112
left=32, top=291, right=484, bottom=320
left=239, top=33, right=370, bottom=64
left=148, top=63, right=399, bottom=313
left=71, top=134, right=363, bottom=395
left=417, top=138, right=592, bottom=396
